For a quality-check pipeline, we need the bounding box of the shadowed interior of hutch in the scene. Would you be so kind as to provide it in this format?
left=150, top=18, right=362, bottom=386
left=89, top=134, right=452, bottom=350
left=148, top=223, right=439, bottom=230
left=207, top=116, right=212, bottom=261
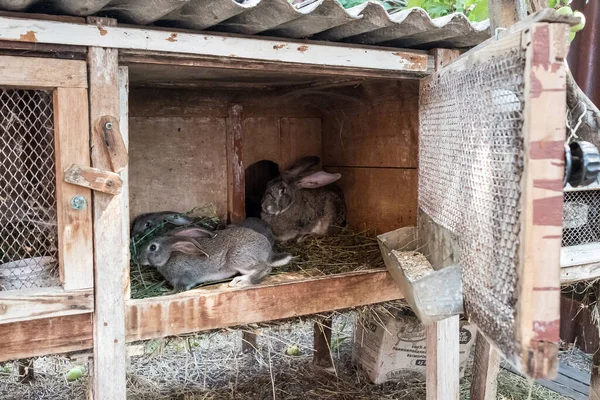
left=126, top=63, right=420, bottom=299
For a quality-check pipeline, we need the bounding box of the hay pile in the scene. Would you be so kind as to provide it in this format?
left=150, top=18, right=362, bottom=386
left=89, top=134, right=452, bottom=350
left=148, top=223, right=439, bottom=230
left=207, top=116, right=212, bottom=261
left=129, top=213, right=385, bottom=300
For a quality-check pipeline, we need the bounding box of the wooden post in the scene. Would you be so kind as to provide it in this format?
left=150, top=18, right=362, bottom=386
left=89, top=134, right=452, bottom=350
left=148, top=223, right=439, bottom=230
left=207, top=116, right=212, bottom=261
left=313, top=316, right=334, bottom=369
left=87, top=16, right=128, bottom=400
left=591, top=283, right=600, bottom=400
left=470, top=334, right=501, bottom=400
left=422, top=48, right=462, bottom=400
left=226, top=104, right=245, bottom=225
left=118, top=66, right=130, bottom=301
left=488, top=0, right=527, bottom=32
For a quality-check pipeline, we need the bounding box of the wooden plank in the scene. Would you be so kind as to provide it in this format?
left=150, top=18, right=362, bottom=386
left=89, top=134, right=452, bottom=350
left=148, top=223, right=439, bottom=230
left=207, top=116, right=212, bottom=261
left=313, top=316, right=333, bottom=368
left=87, top=16, right=127, bottom=400
left=516, top=22, right=569, bottom=379
left=0, top=287, right=93, bottom=324
left=321, top=81, right=419, bottom=169
left=561, top=261, right=600, bottom=283
left=326, top=167, right=417, bottom=234
left=561, top=243, right=600, bottom=267
left=426, top=315, right=460, bottom=400
left=226, top=104, right=245, bottom=224
left=126, top=269, right=402, bottom=342
left=242, top=117, right=281, bottom=169
left=431, top=48, right=461, bottom=71
left=128, top=116, right=228, bottom=220
left=93, top=115, right=128, bottom=173
left=470, top=334, right=501, bottom=400
left=0, top=16, right=430, bottom=75
left=64, top=165, right=123, bottom=195
left=280, top=117, right=322, bottom=171
left=53, top=88, right=94, bottom=291
left=118, top=66, right=131, bottom=301
left=0, top=313, right=93, bottom=362
left=0, top=55, right=87, bottom=88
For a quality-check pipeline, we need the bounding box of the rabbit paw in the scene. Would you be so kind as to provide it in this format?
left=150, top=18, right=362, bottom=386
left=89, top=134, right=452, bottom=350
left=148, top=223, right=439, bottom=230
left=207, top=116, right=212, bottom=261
left=229, top=276, right=252, bottom=287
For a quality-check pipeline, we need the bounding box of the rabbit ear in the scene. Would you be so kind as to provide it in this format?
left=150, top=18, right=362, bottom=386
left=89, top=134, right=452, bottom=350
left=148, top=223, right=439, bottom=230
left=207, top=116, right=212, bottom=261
left=296, top=171, right=341, bottom=189
left=282, top=156, right=321, bottom=179
left=171, top=227, right=216, bottom=239
left=161, top=212, right=192, bottom=226
left=171, top=239, right=208, bottom=257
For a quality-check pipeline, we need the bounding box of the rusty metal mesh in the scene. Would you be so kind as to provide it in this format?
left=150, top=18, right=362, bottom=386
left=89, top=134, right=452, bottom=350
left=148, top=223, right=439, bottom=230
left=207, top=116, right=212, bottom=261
left=0, top=89, right=60, bottom=291
left=562, top=189, right=600, bottom=247
left=419, top=47, right=526, bottom=360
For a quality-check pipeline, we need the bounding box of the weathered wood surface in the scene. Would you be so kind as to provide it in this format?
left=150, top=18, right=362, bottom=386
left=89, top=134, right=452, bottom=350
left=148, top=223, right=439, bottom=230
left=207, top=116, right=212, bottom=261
left=226, top=104, right=245, bottom=224
left=313, top=316, right=333, bottom=368
left=64, top=165, right=123, bottom=195
left=87, top=15, right=127, bottom=400
left=487, top=0, right=526, bottom=32
left=126, top=269, right=402, bottom=342
left=93, top=115, right=128, bottom=173
left=516, top=22, right=569, bottom=379
left=470, top=334, right=501, bottom=400
left=118, top=66, right=131, bottom=301
left=280, top=117, right=322, bottom=171
left=53, top=87, right=94, bottom=291
left=0, top=287, right=93, bottom=324
left=0, top=55, right=87, bottom=88
left=561, top=262, right=600, bottom=283
left=0, top=16, right=430, bottom=75
left=426, top=315, right=460, bottom=400
left=562, top=243, right=600, bottom=268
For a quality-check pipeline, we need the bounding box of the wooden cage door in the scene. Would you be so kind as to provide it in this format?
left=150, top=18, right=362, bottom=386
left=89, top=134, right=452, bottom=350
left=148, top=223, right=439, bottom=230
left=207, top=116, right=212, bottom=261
left=0, top=55, right=94, bottom=324
left=418, top=22, right=570, bottom=379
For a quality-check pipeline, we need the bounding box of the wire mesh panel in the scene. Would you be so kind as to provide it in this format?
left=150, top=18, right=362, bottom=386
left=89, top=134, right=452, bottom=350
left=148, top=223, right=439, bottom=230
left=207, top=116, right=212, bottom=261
left=419, top=47, right=527, bottom=361
left=0, top=89, right=60, bottom=291
left=563, top=189, right=600, bottom=247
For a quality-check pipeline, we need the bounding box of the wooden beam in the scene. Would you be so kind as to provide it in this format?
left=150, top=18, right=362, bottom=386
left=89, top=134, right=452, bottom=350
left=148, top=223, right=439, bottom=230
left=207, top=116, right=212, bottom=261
left=226, top=104, right=245, bottom=224
left=53, top=87, right=94, bottom=291
left=0, top=16, right=430, bottom=75
left=0, top=55, right=87, bottom=88
left=118, top=66, right=130, bottom=301
left=470, top=334, right=501, bottom=400
left=562, top=243, right=600, bottom=268
left=87, top=16, right=127, bottom=400
left=0, top=269, right=402, bottom=361
left=516, top=22, right=569, bottom=379
left=561, top=262, right=600, bottom=283
left=64, top=165, right=123, bottom=196
left=0, top=288, right=93, bottom=324
left=426, top=315, right=460, bottom=400
left=126, top=269, right=402, bottom=342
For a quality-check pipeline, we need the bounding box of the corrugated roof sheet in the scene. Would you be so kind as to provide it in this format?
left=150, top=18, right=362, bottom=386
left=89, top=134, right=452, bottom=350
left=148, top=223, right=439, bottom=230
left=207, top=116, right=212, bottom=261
left=0, top=0, right=491, bottom=49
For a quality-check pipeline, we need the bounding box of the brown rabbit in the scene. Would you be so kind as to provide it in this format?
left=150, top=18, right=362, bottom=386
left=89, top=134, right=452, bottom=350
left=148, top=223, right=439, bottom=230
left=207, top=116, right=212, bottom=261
left=261, top=156, right=346, bottom=242
left=138, top=227, right=291, bottom=292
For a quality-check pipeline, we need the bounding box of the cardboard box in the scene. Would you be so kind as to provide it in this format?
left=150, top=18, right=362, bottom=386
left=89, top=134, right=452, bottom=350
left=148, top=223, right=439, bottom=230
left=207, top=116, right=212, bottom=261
left=352, top=311, right=476, bottom=384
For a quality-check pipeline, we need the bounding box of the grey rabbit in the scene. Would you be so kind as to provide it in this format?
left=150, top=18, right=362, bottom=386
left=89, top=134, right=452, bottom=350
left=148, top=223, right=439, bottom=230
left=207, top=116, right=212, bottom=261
left=138, top=226, right=292, bottom=291
left=261, top=156, right=346, bottom=242
left=131, top=211, right=196, bottom=238
left=228, top=217, right=274, bottom=246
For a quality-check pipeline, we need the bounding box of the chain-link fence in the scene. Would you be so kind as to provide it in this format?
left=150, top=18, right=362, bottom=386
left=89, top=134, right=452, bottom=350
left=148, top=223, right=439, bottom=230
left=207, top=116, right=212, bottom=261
left=563, top=189, right=600, bottom=248
left=0, top=89, right=60, bottom=291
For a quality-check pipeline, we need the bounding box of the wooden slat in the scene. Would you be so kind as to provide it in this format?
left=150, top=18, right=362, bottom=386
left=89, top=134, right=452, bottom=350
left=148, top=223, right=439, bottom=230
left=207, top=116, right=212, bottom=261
left=0, top=55, right=87, bottom=88
left=87, top=16, right=127, bottom=400
left=470, top=334, right=501, bottom=400
left=0, top=288, right=93, bottom=324
left=126, top=269, right=402, bottom=342
left=0, top=313, right=93, bottom=362
left=516, top=22, right=569, bottom=379
left=280, top=117, right=322, bottom=171
left=488, top=0, right=526, bottom=32
left=53, top=87, right=94, bottom=290
left=93, top=115, right=128, bottom=173
left=426, top=315, right=460, bottom=400
left=118, top=66, right=131, bottom=301
left=64, top=165, right=123, bottom=195
left=313, top=316, right=333, bottom=368
left=561, top=243, right=600, bottom=267
left=561, top=261, right=600, bottom=283
left=0, top=16, right=430, bottom=75
left=226, top=104, right=244, bottom=224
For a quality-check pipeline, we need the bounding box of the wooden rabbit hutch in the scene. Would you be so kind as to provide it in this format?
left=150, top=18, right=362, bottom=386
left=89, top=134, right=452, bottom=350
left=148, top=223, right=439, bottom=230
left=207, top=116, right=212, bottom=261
left=0, top=0, right=594, bottom=399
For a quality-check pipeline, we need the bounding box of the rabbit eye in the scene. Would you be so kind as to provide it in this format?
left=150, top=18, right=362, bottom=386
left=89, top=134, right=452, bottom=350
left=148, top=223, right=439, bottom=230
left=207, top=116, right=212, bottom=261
left=145, top=222, right=152, bottom=228
left=279, top=187, right=286, bottom=195
left=149, top=244, right=157, bottom=251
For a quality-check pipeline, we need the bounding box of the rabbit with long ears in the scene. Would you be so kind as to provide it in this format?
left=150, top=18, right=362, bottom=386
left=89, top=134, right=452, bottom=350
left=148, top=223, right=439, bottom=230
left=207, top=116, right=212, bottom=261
left=227, top=217, right=275, bottom=246
left=131, top=211, right=197, bottom=238
left=138, top=227, right=291, bottom=292
left=261, top=156, right=346, bottom=243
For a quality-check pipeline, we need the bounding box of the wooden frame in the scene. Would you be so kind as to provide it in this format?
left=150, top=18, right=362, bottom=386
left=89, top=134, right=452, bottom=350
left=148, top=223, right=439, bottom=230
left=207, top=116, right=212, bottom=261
left=0, top=269, right=402, bottom=362
left=0, top=55, right=94, bottom=324
left=0, top=15, right=430, bottom=78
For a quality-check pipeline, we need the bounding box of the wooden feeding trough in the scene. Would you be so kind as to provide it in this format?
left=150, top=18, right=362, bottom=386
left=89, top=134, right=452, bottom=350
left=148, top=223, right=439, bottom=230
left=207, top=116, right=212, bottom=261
left=0, top=1, right=592, bottom=399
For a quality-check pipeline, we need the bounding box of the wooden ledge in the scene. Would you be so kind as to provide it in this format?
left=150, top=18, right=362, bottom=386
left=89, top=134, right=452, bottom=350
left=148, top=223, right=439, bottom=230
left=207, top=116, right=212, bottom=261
left=0, top=269, right=402, bottom=361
